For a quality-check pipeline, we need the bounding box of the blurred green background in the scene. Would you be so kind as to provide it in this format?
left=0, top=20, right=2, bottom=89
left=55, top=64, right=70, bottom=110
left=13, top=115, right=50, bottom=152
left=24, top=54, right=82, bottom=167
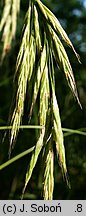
left=0, top=0, right=86, bottom=199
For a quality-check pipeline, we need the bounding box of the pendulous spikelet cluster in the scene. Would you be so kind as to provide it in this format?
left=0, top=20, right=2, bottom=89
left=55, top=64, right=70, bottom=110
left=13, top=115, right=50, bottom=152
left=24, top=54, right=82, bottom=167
left=8, top=0, right=81, bottom=199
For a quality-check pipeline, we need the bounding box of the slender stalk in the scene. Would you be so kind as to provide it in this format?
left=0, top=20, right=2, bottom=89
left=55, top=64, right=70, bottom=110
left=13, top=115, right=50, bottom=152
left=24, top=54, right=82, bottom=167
left=63, top=128, right=86, bottom=136
left=0, top=146, right=35, bottom=171
left=0, top=125, right=85, bottom=135
left=0, top=125, right=44, bottom=130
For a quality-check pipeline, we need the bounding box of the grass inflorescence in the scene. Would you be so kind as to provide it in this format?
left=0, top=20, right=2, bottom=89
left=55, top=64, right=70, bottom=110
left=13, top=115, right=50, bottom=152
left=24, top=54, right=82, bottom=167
left=5, top=0, right=82, bottom=199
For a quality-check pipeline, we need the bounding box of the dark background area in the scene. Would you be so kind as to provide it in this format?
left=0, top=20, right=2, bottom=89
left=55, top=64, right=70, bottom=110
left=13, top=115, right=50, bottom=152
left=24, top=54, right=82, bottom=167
left=0, top=0, right=86, bottom=199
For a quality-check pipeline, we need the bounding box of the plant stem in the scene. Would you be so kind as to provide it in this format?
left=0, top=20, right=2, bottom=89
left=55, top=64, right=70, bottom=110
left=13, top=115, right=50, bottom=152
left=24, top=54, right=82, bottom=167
left=0, top=146, right=35, bottom=171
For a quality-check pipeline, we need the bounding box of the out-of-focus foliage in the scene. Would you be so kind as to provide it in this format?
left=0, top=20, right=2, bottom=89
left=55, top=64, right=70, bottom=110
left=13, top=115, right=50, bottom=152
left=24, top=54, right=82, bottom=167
left=0, top=0, right=86, bottom=199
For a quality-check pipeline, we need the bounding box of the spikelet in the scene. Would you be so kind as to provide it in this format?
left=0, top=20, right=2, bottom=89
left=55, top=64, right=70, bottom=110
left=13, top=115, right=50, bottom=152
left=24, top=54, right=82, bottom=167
left=22, top=35, right=50, bottom=195
left=36, top=0, right=81, bottom=63
left=52, top=89, right=69, bottom=185
left=50, top=27, right=82, bottom=108
left=43, top=139, right=54, bottom=200
left=29, top=35, right=47, bottom=119
left=48, top=50, right=70, bottom=187
left=9, top=0, right=33, bottom=150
